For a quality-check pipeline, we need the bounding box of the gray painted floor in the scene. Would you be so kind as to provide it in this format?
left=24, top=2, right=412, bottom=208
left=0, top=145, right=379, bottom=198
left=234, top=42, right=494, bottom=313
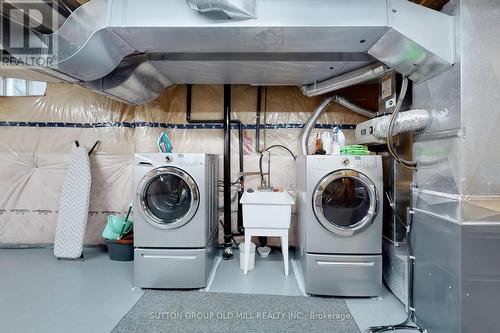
left=0, top=248, right=409, bottom=333
left=209, top=249, right=410, bottom=332
left=0, top=247, right=144, bottom=333
left=345, top=288, right=410, bottom=331
left=207, top=249, right=302, bottom=296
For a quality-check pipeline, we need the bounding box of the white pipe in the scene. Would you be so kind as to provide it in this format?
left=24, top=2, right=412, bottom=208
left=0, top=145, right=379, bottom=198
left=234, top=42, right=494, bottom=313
left=372, top=109, right=432, bottom=139
left=301, top=63, right=389, bottom=97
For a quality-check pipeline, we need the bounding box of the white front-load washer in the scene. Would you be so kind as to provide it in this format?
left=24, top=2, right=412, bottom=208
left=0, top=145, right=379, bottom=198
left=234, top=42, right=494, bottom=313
left=133, top=153, right=219, bottom=289
left=296, top=155, right=383, bottom=296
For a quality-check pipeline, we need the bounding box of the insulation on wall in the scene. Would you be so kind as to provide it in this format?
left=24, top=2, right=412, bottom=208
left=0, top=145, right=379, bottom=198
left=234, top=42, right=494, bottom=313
left=0, top=83, right=376, bottom=246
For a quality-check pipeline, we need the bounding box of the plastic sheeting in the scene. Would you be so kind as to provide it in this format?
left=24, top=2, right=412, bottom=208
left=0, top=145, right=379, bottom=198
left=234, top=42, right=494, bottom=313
left=0, top=83, right=375, bottom=246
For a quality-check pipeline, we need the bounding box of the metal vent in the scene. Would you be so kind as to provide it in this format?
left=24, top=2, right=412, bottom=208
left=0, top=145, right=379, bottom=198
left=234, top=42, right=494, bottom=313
left=186, top=0, right=256, bottom=19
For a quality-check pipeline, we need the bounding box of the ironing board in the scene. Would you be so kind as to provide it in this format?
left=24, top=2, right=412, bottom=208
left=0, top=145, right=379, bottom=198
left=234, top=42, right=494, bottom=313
left=54, top=142, right=98, bottom=259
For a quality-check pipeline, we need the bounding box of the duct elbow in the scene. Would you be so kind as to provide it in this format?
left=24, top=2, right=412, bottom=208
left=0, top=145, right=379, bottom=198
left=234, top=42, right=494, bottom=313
left=299, top=96, right=334, bottom=155
left=299, top=85, right=309, bottom=96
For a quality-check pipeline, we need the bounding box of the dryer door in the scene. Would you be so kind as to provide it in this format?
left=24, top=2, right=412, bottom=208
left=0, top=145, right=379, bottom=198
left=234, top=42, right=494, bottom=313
left=313, top=169, right=378, bottom=236
left=138, top=167, right=200, bottom=229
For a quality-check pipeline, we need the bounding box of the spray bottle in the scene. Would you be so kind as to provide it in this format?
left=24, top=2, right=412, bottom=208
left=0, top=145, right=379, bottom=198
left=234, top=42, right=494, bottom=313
left=331, top=127, right=341, bottom=155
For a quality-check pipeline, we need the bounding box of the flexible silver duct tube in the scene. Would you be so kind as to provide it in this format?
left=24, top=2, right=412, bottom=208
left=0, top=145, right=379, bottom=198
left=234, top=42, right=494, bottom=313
left=372, top=109, right=432, bottom=139
left=301, top=63, right=389, bottom=97
left=299, top=95, right=376, bottom=155
left=300, top=96, right=334, bottom=155
left=334, top=96, right=375, bottom=118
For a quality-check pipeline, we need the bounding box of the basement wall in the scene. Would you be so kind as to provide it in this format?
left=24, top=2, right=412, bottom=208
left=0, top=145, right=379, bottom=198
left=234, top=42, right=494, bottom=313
left=0, top=83, right=376, bottom=246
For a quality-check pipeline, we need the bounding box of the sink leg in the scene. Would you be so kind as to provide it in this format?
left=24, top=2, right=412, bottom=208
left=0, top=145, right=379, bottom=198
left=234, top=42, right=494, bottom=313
left=244, top=233, right=251, bottom=275
left=281, top=234, right=289, bottom=276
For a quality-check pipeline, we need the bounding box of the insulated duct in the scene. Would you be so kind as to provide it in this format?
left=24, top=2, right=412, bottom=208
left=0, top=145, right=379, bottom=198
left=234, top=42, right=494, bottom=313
left=301, top=63, right=390, bottom=97
left=299, top=95, right=375, bottom=155
left=372, top=109, right=431, bottom=139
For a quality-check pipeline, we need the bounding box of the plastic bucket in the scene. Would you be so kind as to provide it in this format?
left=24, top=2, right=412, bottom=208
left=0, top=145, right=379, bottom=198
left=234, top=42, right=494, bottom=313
left=257, top=246, right=271, bottom=257
left=102, top=215, right=133, bottom=240
left=106, top=239, right=134, bottom=261
left=239, top=242, right=256, bottom=271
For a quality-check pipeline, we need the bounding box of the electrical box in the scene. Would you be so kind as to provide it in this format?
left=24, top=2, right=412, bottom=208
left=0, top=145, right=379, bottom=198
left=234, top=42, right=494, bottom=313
left=379, top=72, right=397, bottom=115
left=355, top=72, right=412, bottom=145
left=355, top=117, right=387, bottom=145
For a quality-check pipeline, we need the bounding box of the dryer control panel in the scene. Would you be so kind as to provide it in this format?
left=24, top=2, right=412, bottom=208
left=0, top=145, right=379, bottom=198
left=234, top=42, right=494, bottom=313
left=351, top=156, right=378, bottom=168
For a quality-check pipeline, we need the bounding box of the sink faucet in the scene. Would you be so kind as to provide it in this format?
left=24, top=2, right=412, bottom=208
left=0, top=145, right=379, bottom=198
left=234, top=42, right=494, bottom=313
left=259, top=151, right=272, bottom=190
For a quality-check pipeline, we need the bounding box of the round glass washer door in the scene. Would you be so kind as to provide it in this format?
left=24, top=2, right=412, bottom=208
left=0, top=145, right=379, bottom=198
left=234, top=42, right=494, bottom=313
left=312, top=169, right=378, bottom=236
left=138, top=167, right=200, bottom=229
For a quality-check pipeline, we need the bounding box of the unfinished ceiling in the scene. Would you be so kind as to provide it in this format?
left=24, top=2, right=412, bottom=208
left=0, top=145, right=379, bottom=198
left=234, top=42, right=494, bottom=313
left=1, top=0, right=455, bottom=104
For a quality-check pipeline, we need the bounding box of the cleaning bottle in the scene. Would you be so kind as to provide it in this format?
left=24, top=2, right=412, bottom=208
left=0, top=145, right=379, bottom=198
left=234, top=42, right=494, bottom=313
left=331, top=127, right=341, bottom=155
left=314, top=133, right=326, bottom=155
left=321, top=131, right=332, bottom=154
left=335, top=125, right=346, bottom=149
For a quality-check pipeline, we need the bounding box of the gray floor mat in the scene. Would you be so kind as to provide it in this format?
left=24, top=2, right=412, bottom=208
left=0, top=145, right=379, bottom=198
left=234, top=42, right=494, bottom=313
left=112, top=290, right=360, bottom=333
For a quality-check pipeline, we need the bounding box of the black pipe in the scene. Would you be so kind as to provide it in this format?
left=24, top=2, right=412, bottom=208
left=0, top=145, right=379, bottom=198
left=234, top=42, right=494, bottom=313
left=255, top=86, right=262, bottom=152
left=186, top=84, right=220, bottom=124
left=185, top=85, right=245, bottom=254
left=236, top=124, right=244, bottom=234
left=223, top=84, right=233, bottom=259
left=185, top=84, right=244, bottom=178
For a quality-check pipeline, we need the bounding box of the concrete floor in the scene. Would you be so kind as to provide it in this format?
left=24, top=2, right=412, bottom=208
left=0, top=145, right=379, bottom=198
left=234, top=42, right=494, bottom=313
left=207, top=249, right=302, bottom=296
left=208, top=248, right=410, bottom=332
left=0, top=247, right=410, bottom=333
left=0, top=247, right=144, bottom=333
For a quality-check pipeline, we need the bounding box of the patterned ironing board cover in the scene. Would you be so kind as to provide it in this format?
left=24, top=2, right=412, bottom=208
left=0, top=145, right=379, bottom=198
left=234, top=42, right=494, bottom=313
left=54, top=146, right=91, bottom=259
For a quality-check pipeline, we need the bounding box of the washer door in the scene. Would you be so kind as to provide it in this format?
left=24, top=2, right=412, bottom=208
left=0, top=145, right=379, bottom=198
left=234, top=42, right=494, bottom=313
left=138, top=167, right=200, bottom=229
left=312, top=170, right=378, bottom=236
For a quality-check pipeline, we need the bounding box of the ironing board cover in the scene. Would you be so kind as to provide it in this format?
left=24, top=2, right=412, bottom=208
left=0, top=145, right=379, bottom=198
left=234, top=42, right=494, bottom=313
left=54, top=146, right=91, bottom=259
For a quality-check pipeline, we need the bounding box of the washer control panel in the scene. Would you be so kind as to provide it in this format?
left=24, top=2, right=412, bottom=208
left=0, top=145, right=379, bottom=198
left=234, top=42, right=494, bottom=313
left=170, top=154, right=203, bottom=166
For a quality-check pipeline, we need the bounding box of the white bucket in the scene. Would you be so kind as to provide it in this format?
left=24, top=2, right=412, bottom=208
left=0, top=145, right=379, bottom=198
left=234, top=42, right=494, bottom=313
left=239, top=242, right=256, bottom=271
left=257, top=246, right=271, bottom=258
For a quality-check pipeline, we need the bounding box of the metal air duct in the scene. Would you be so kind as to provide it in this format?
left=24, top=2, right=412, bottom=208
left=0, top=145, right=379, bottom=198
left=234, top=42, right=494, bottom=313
left=186, top=0, right=256, bottom=19
left=2, top=0, right=455, bottom=104
left=301, top=63, right=390, bottom=97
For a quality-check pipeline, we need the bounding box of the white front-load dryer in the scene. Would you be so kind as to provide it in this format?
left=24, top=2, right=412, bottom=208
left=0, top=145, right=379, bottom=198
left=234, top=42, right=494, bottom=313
left=133, top=153, right=219, bottom=289
left=296, top=155, right=383, bottom=296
